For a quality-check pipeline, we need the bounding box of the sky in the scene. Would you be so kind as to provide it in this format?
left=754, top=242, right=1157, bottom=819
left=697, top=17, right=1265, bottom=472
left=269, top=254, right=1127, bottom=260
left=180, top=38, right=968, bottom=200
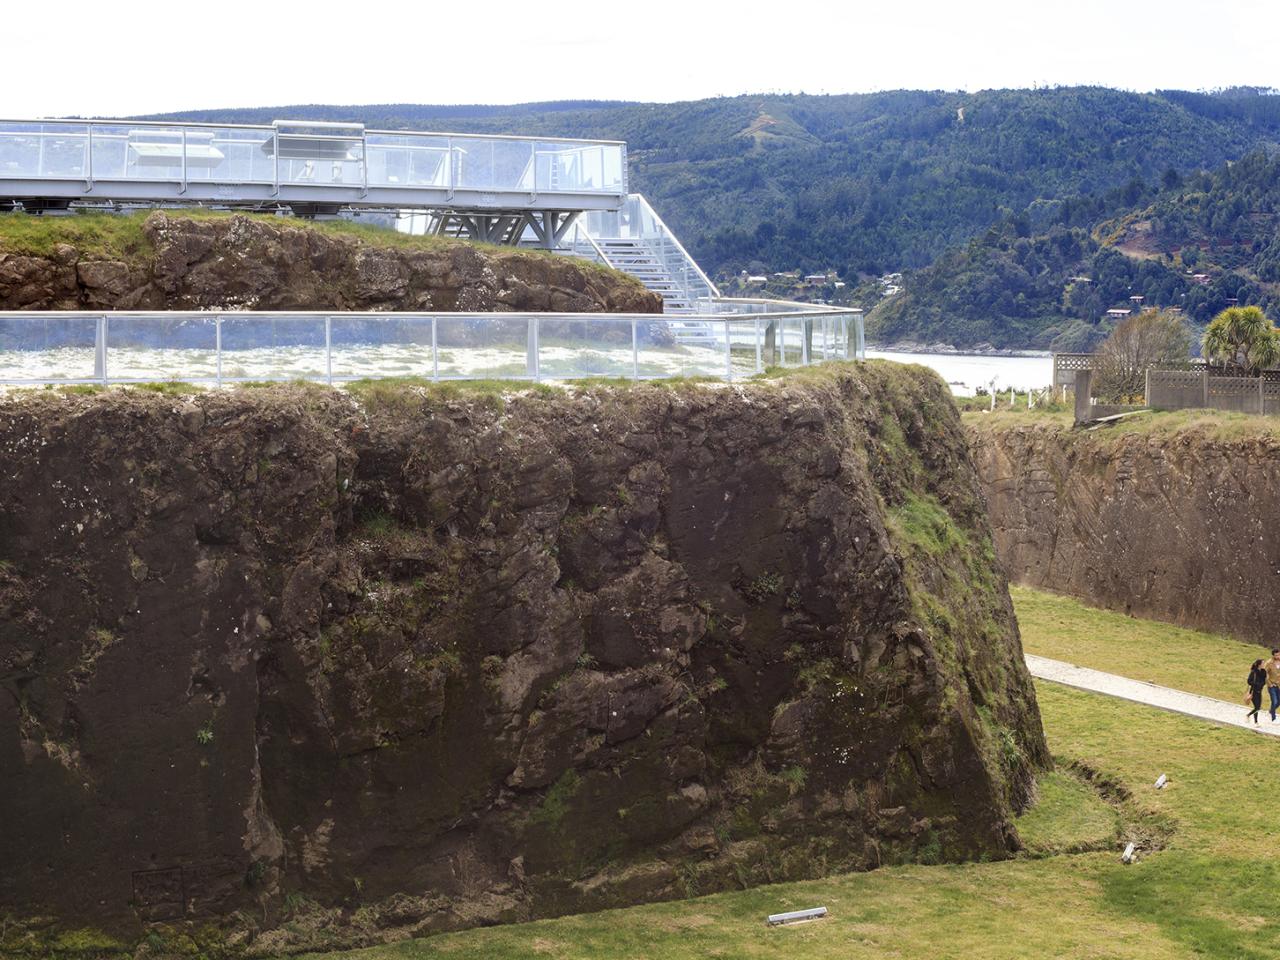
left=1, top=0, right=1277, bottom=117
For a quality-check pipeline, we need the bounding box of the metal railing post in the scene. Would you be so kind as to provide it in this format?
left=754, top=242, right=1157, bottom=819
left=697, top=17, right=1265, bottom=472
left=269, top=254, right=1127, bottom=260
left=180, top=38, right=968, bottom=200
left=360, top=131, right=369, bottom=197
left=755, top=317, right=762, bottom=373
left=93, top=315, right=105, bottom=382
left=431, top=316, right=439, bottom=381
left=631, top=317, right=639, bottom=381
left=180, top=128, right=187, bottom=195
left=526, top=316, right=540, bottom=381
left=100, top=315, right=108, bottom=385
left=446, top=138, right=455, bottom=199
left=325, top=316, right=333, bottom=385
left=85, top=123, right=93, bottom=191
left=215, top=314, right=222, bottom=386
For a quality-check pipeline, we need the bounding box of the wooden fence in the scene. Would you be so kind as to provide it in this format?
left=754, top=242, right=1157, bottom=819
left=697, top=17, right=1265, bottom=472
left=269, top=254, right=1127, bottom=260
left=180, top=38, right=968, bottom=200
left=1146, top=369, right=1280, bottom=415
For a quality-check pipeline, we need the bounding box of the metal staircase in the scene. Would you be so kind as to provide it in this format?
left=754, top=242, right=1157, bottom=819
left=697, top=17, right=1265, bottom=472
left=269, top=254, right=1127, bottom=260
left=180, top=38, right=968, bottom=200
left=586, top=237, right=695, bottom=312
left=554, top=194, right=720, bottom=315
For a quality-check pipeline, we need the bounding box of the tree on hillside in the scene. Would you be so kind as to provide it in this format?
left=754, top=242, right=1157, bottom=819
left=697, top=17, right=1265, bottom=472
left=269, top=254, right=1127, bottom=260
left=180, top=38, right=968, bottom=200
left=1202, top=305, right=1280, bottom=374
left=1093, top=309, right=1192, bottom=400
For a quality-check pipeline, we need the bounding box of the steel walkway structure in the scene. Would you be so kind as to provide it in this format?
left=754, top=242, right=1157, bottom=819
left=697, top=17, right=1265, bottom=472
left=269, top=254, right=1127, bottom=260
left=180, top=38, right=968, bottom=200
left=0, top=118, right=626, bottom=244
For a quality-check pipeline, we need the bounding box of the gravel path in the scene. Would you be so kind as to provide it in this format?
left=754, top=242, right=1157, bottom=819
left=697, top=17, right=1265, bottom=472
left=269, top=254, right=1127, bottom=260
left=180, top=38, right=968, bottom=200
left=1026, top=654, right=1280, bottom=739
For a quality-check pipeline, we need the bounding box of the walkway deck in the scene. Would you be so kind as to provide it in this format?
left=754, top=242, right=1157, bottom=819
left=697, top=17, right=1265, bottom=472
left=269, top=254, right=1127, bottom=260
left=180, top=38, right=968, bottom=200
left=1026, top=653, right=1280, bottom=738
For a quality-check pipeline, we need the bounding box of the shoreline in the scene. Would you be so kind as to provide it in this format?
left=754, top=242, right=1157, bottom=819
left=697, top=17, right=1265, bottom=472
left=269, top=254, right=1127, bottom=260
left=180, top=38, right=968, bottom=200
left=868, top=342, right=1053, bottom=359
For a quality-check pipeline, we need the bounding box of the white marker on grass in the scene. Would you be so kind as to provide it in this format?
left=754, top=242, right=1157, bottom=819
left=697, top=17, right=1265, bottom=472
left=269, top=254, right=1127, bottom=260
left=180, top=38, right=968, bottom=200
left=767, top=907, right=828, bottom=926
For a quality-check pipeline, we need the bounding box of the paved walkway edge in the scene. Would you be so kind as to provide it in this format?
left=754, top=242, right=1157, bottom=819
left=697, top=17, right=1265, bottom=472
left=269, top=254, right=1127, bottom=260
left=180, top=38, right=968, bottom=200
left=1025, top=653, right=1280, bottom=739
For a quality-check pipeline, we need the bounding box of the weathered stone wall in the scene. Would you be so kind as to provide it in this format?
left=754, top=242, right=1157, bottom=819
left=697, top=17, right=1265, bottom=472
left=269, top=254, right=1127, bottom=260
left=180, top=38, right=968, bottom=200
left=0, top=365, right=1045, bottom=955
left=970, top=416, right=1280, bottom=645
left=0, top=212, right=661, bottom=314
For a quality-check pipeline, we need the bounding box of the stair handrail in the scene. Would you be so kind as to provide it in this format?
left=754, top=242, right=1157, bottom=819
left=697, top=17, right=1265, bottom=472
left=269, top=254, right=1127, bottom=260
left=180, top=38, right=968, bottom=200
left=627, top=194, right=721, bottom=300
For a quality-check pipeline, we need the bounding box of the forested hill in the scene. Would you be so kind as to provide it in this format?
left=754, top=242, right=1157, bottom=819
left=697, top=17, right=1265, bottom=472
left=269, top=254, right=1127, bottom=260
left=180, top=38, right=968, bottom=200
left=148, top=87, right=1280, bottom=282
left=868, top=149, right=1280, bottom=351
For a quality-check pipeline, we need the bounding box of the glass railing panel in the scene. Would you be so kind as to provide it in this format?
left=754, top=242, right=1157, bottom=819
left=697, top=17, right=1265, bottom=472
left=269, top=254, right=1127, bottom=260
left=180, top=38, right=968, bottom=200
left=329, top=315, right=435, bottom=380
left=635, top=319, right=725, bottom=378
left=197, top=128, right=274, bottom=183
left=434, top=315, right=531, bottom=379
left=105, top=314, right=219, bottom=381
left=0, top=315, right=99, bottom=381
left=273, top=134, right=365, bottom=188
left=538, top=318, right=634, bottom=379
left=89, top=125, right=130, bottom=180
left=218, top=315, right=326, bottom=380
left=453, top=138, right=539, bottom=193
left=13, top=124, right=90, bottom=179
left=534, top=143, right=609, bottom=193
left=365, top=134, right=451, bottom=188
left=728, top=319, right=763, bottom=377
left=0, top=123, right=43, bottom=179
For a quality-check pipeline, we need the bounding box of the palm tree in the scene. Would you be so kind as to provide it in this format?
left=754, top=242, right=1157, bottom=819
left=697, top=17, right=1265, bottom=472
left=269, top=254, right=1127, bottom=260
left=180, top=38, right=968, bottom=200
left=1202, top=305, right=1280, bottom=374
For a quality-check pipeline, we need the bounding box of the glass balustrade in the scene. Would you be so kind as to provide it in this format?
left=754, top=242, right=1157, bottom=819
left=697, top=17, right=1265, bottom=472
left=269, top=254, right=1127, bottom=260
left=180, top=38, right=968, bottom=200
left=0, top=308, right=863, bottom=386
left=0, top=120, right=626, bottom=198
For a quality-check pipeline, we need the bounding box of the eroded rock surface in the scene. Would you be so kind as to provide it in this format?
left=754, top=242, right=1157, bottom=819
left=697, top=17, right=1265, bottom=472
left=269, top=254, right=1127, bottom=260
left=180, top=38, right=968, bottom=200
left=970, top=417, right=1280, bottom=644
left=0, top=212, right=661, bottom=313
left=0, top=365, right=1046, bottom=954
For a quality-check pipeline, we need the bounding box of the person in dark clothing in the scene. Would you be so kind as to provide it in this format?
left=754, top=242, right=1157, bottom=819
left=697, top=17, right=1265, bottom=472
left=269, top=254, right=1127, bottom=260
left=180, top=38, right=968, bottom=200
left=1247, top=659, right=1268, bottom=724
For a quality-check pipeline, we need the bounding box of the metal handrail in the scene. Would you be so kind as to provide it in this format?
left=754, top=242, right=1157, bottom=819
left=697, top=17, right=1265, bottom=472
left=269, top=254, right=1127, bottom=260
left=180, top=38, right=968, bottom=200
left=0, top=117, right=627, bottom=147
left=628, top=194, right=721, bottom=299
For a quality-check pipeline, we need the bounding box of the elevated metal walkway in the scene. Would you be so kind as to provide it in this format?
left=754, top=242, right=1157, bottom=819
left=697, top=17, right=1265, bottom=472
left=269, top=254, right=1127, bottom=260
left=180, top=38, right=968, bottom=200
left=0, top=118, right=626, bottom=241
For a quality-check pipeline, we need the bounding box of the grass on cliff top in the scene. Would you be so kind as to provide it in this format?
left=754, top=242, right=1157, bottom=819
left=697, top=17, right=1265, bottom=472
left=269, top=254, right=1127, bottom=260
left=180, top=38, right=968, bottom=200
left=963, top=404, right=1280, bottom=441
left=295, top=675, right=1280, bottom=960
left=0, top=211, right=155, bottom=260
left=1012, top=585, right=1266, bottom=703
left=0, top=209, right=632, bottom=284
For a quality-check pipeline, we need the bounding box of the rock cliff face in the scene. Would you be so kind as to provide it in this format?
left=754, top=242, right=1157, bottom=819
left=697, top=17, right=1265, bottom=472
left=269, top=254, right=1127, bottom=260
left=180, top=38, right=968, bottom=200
left=0, top=365, right=1046, bottom=955
left=970, top=416, right=1280, bottom=645
left=0, top=212, right=661, bottom=314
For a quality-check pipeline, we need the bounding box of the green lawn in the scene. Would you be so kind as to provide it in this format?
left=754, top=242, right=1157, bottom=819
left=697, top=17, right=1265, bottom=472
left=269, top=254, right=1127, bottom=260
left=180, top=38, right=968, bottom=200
left=1012, top=585, right=1266, bottom=703
left=291, top=594, right=1280, bottom=960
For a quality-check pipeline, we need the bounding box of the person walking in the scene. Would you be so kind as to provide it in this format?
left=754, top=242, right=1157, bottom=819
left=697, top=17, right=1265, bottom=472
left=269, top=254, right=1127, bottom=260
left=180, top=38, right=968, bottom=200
left=1247, top=659, right=1268, bottom=724
left=1265, top=648, right=1280, bottom=722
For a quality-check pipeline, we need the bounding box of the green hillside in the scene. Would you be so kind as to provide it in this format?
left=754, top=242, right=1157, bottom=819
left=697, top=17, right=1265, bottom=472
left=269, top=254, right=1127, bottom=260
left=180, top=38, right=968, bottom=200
left=870, top=149, right=1280, bottom=350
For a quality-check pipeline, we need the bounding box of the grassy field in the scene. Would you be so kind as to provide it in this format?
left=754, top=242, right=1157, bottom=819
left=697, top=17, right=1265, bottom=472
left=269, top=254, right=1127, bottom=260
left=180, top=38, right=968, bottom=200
left=1013, top=585, right=1266, bottom=703
left=293, top=592, right=1280, bottom=960
left=962, top=405, right=1280, bottom=442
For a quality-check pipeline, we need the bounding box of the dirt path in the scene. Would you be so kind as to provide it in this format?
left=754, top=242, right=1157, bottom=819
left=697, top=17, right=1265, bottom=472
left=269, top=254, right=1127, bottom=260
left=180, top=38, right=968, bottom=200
left=1026, top=654, right=1280, bottom=739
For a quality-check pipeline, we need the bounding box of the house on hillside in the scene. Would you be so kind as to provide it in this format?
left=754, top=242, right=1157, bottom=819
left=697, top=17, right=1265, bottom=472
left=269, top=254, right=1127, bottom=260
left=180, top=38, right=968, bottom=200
left=1106, top=308, right=1131, bottom=319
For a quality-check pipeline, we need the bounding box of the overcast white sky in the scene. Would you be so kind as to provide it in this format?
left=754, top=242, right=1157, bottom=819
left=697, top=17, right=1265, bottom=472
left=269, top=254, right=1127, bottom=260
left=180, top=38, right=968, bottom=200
left=2, top=0, right=1276, bottom=117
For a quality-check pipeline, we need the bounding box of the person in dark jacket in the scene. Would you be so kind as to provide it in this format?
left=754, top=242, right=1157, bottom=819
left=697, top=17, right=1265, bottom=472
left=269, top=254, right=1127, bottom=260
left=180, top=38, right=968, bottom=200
left=1247, top=659, right=1268, bottom=724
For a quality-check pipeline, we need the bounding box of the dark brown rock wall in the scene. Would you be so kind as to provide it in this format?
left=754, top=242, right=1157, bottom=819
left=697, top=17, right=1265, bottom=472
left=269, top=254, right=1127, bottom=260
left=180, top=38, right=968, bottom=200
left=970, top=418, right=1280, bottom=645
left=0, top=212, right=661, bottom=314
left=0, top=366, right=1045, bottom=954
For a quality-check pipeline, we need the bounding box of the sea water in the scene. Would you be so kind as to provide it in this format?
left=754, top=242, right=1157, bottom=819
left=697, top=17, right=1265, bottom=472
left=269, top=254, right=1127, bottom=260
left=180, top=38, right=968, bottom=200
left=866, top=349, right=1053, bottom=395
